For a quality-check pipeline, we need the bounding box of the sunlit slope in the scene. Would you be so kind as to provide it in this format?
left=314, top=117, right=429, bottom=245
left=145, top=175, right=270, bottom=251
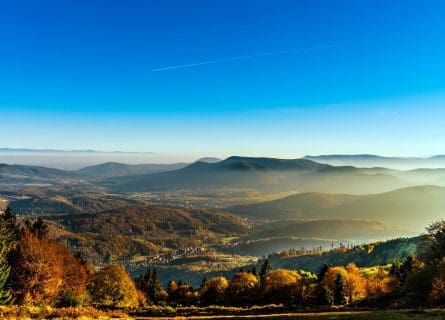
left=229, top=185, right=445, bottom=230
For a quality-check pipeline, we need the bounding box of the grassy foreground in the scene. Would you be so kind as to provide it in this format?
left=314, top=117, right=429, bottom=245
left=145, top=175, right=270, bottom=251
left=143, top=310, right=445, bottom=320
left=1, top=307, right=445, bottom=319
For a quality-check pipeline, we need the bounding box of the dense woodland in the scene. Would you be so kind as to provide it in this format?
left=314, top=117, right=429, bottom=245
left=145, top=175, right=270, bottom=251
left=1, top=206, right=445, bottom=312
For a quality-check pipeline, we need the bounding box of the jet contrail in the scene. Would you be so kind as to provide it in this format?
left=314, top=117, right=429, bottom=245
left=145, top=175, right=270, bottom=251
left=152, top=42, right=354, bottom=72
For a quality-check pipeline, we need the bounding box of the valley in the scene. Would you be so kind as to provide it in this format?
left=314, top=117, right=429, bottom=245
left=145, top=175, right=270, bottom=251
left=1, top=155, right=442, bottom=287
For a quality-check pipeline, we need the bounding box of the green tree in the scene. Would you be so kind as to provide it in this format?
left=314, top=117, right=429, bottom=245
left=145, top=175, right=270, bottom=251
left=259, top=258, right=272, bottom=287
left=419, top=221, right=445, bottom=270
left=135, top=267, right=166, bottom=304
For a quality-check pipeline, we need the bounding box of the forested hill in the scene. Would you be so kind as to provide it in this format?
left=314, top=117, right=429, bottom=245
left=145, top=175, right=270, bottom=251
left=268, top=237, right=420, bottom=273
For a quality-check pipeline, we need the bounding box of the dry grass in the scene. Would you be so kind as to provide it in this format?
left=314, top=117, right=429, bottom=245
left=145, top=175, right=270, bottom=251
left=0, top=305, right=131, bottom=319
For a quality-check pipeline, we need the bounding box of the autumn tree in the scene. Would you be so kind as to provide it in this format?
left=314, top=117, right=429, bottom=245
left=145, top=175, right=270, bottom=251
left=168, top=279, right=196, bottom=306
left=88, top=264, right=139, bottom=307
left=199, top=276, right=228, bottom=305
left=9, top=219, right=89, bottom=306
left=262, top=269, right=302, bottom=305
left=344, top=263, right=366, bottom=302
left=9, top=227, right=64, bottom=304
left=226, top=272, right=259, bottom=306
left=365, top=266, right=392, bottom=296
left=56, top=246, right=89, bottom=306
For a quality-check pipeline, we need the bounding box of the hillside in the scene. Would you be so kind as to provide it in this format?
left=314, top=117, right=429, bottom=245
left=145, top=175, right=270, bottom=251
left=228, top=185, right=445, bottom=230
left=77, top=162, right=187, bottom=178
left=142, top=237, right=420, bottom=287
left=43, top=205, right=249, bottom=263
left=0, top=163, right=79, bottom=183
left=224, top=219, right=412, bottom=257
left=250, top=219, right=412, bottom=241
left=304, top=154, right=445, bottom=170
left=103, top=156, right=407, bottom=194
left=268, top=237, right=420, bottom=273
left=8, top=194, right=139, bottom=215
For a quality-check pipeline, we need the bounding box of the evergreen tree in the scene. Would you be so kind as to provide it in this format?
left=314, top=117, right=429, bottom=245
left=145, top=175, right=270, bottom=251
left=259, top=258, right=272, bottom=286
left=251, top=265, right=258, bottom=278
left=30, top=217, right=49, bottom=239
left=333, top=273, right=347, bottom=305
left=0, top=207, right=18, bottom=305
left=200, top=277, right=207, bottom=289
left=317, top=263, right=332, bottom=283
left=319, top=285, right=334, bottom=306
left=146, top=268, right=164, bottom=303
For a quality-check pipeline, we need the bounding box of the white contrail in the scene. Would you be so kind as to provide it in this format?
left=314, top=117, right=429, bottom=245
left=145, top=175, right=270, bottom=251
left=152, top=42, right=353, bottom=72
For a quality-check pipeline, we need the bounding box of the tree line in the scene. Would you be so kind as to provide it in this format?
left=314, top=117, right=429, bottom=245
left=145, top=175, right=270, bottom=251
left=1, top=206, right=445, bottom=308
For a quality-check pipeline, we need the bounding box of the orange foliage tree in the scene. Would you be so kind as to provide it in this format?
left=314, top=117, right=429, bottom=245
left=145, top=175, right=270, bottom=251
left=9, top=226, right=88, bottom=305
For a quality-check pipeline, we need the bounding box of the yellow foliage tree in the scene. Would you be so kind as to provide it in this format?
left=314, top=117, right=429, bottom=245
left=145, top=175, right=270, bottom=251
left=199, top=276, right=228, bottom=305
left=262, top=269, right=302, bottom=304
left=365, top=266, right=393, bottom=296
left=88, top=264, right=139, bottom=308
left=345, top=263, right=367, bottom=302
left=226, top=272, right=259, bottom=305
left=321, top=264, right=367, bottom=303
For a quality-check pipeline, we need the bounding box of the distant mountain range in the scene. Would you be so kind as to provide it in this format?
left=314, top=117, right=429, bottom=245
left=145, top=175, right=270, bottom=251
left=304, top=154, right=445, bottom=170
left=102, top=156, right=409, bottom=194
left=2, top=156, right=445, bottom=194
left=228, top=185, right=445, bottom=230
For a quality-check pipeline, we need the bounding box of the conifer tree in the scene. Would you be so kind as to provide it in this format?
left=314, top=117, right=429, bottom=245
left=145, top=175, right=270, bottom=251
left=259, top=258, right=272, bottom=286
left=334, top=273, right=347, bottom=305
left=0, top=207, right=18, bottom=305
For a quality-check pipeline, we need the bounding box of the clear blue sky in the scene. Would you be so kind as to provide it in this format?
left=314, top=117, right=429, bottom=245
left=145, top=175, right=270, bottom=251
left=1, top=0, right=445, bottom=161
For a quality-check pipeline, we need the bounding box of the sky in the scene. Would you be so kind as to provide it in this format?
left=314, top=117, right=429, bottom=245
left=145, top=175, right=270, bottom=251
left=1, top=0, right=445, bottom=162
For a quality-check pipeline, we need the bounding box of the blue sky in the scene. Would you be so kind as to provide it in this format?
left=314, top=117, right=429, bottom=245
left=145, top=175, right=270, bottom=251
left=1, top=0, right=445, bottom=161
